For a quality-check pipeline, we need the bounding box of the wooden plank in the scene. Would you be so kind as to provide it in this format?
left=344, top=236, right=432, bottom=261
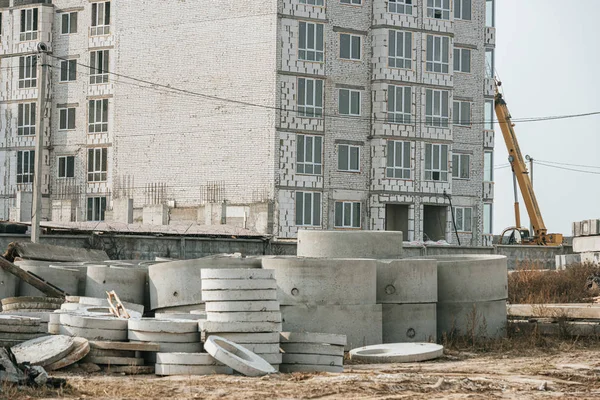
left=508, top=304, right=600, bottom=320
left=0, top=256, right=66, bottom=298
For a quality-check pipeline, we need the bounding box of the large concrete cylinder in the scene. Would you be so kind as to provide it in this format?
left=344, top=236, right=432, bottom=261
left=297, top=230, right=403, bottom=259
left=261, top=256, right=377, bottom=305
left=431, top=255, right=508, bottom=339
left=17, top=262, right=80, bottom=296
left=148, top=256, right=262, bottom=310
left=376, top=259, right=437, bottom=304
left=0, top=267, right=18, bottom=300
left=85, top=265, right=147, bottom=304
left=50, top=264, right=88, bottom=296
left=382, top=303, right=437, bottom=343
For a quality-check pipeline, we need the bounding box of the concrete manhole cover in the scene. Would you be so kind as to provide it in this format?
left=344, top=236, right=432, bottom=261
left=349, top=343, right=444, bottom=363
left=12, top=335, right=75, bottom=367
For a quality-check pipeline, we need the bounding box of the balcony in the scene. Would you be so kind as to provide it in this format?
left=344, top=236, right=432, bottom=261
left=483, top=181, right=494, bottom=200
left=485, top=27, right=496, bottom=47
left=484, top=78, right=495, bottom=97
left=484, top=130, right=494, bottom=148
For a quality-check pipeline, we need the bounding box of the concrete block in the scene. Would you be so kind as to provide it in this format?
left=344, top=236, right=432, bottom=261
left=238, top=343, right=280, bottom=354
left=376, top=259, right=437, bottom=304
left=580, top=252, right=600, bottom=265
left=156, top=352, right=222, bottom=365
left=573, top=236, right=600, bottom=253
left=262, top=257, right=377, bottom=305
left=589, top=219, right=600, bottom=236
left=437, top=300, right=507, bottom=339
left=297, top=230, right=403, bottom=259
left=205, top=311, right=282, bottom=323
left=572, top=221, right=582, bottom=237
left=148, top=258, right=261, bottom=310
left=143, top=204, right=169, bottom=225
left=0, top=268, right=18, bottom=300
left=281, top=304, right=382, bottom=350
left=112, top=198, right=134, bottom=224
left=205, top=301, right=280, bottom=313
left=382, top=303, right=437, bottom=343
left=555, top=254, right=582, bottom=270
left=254, top=353, right=282, bottom=365
left=129, top=340, right=203, bottom=353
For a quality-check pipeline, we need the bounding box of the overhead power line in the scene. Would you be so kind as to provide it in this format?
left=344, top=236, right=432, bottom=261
left=535, top=161, right=600, bottom=176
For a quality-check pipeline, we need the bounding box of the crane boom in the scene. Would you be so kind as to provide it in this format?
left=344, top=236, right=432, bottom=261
left=494, top=86, right=563, bottom=246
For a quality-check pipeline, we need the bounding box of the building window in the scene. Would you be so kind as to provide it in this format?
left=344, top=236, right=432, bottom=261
left=486, top=0, right=495, bottom=27
left=484, top=151, right=493, bottom=182
left=483, top=203, right=493, bottom=234
left=453, top=101, right=471, bottom=126
left=18, top=56, right=37, bottom=88
left=0, top=13, right=3, bottom=36
left=452, top=153, right=470, bottom=179
left=88, top=99, right=108, bottom=133
left=486, top=49, right=494, bottom=78
left=296, top=134, right=322, bottom=175
left=297, top=78, right=323, bottom=117
left=386, top=141, right=411, bottom=179
left=388, top=85, right=411, bottom=124
left=62, top=12, right=78, bottom=34
left=427, top=0, right=450, bottom=20
left=17, top=150, right=34, bottom=184
left=299, top=0, right=324, bottom=5
left=59, top=108, right=76, bottom=130
left=299, top=21, right=324, bottom=62
left=91, top=1, right=110, bottom=36
left=454, top=0, right=471, bottom=20
left=340, top=33, right=361, bottom=60
left=388, top=30, right=412, bottom=69
left=20, top=8, right=38, bottom=41
left=335, top=202, right=361, bottom=228
left=87, top=197, right=107, bottom=221
left=484, top=100, right=494, bottom=130
left=58, top=156, right=75, bottom=178
left=90, top=50, right=109, bottom=84
left=453, top=48, right=471, bottom=73
left=17, top=103, right=36, bottom=136
left=426, top=35, right=449, bottom=73
left=338, top=144, right=360, bottom=172
left=341, top=0, right=361, bottom=4
left=295, top=191, right=321, bottom=227
left=453, top=207, right=472, bottom=232
left=60, top=60, right=77, bottom=82
left=88, top=148, right=107, bottom=182
left=425, top=89, right=449, bottom=128
left=425, top=143, right=448, bottom=181
left=388, top=0, right=412, bottom=14
left=339, top=89, right=360, bottom=116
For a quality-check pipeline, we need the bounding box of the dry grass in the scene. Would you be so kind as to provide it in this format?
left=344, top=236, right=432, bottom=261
left=508, top=262, right=600, bottom=304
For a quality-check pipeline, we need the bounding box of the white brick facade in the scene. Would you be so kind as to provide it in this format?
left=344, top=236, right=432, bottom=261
left=0, top=0, right=495, bottom=245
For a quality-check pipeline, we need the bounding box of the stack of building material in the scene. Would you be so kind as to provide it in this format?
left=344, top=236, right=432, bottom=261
left=128, top=319, right=202, bottom=363
left=200, top=268, right=282, bottom=369
left=58, top=313, right=128, bottom=341
left=279, top=332, right=345, bottom=373
left=377, top=259, right=438, bottom=343
left=148, top=256, right=262, bottom=314
left=0, top=315, right=48, bottom=347
left=561, top=219, right=600, bottom=268
left=2, top=296, right=63, bottom=313
left=12, top=335, right=76, bottom=368
left=262, top=256, right=381, bottom=350
left=62, top=296, right=144, bottom=316
left=155, top=352, right=232, bottom=376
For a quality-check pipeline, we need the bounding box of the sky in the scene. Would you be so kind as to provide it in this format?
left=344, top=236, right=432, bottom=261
left=493, top=0, right=600, bottom=235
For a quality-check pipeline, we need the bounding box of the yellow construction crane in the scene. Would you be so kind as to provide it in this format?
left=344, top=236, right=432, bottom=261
left=494, top=82, right=563, bottom=246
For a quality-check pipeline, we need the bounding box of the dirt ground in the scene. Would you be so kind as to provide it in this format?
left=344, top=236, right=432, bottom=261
left=5, top=342, right=600, bottom=400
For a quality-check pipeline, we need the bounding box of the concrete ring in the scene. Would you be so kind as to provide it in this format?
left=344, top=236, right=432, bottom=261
left=349, top=343, right=443, bottom=363
left=204, top=335, right=277, bottom=377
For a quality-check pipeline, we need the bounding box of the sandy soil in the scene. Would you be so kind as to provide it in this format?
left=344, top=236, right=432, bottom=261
left=6, top=345, right=600, bottom=400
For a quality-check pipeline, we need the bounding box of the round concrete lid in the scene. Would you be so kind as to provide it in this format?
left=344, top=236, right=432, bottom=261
left=349, top=343, right=443, bottom=363
left=12, top=335, right=75, bottom=367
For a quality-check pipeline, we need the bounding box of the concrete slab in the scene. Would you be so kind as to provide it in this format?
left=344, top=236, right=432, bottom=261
left=59, top=325, right=127, bottom=341
left=349, top=343, right=443, bottom=363
left=280, top=343, right=345, bottom=357
left=0, top=311, right=51, bottom=322
left=103, top=365, right=155, bottom=375
left=261, top=257, right=377, bottom=306
left=83, top=355, right=145, bottom=365
left=202, top=279, right=277, bottom=291
left=0, top=332, right=47, bottom=340
left=3, top=303, right=61, bottom=311
left=45, top=337, right=90, bottom=371
left=206, top=332, right=280, bottom=344
left=155, top=363, right=232, bottom=376
left=382, top=303, right=437, bottom=343
left=580, top=252, right=600, bottom=265
left=279, top=364, right=343, bottom=373
left=12, top=335, right=75, bottom=367
left=206, top=311, right=282, bottom=323
left=437, top=300, right=507, bottom=339
left=89, top=348, right=136, bottom=358
left=2, top=296, right=64, bottom=305
left=281, top=304, right=382, bottom=350
left=376, top=259, right=437, bottom=304
left=154, top=312, right=205, bottom=321
left=238, top=343, right=280, bottom=354
left=156, top=353, right=222, bottom=365
left=128, top=330, right=200, bottom=343
left=282, top=353, right=342, bottom=366
left=280, top=332, right=346, bottom=347
left=254, top=353, right=282, bottom=365
left=573, top=236, right=600, bottom=253
left=508, top=303, right=600, bottom=319
left=205, top=301, right=280, bottom=313
left=89, top=340, right=160, bottom=352
left=0, top=324, right=46, bottom=333
left=148, top=258, right=262, bottom=310
left=205, top=336, right=276, bottom=377
left=297, top=230, right=403, bottom=259
left=201, top=269, right=274, bottom=280
left=128, top=319, right=199, bottom=333
left=0, top=315, right=41, bottom=326
left=201, top=321, right=282, bottom=333
left=59, top=314, right=128, bottom=330
left=201, top=290, right=277, bottom=302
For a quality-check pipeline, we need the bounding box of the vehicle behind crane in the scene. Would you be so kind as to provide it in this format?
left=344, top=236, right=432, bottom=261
left=494, top=81, right=563, bottom=246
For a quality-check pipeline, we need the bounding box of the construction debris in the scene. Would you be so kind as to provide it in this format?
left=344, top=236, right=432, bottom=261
left=0, top=347, right=66, bottom=388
